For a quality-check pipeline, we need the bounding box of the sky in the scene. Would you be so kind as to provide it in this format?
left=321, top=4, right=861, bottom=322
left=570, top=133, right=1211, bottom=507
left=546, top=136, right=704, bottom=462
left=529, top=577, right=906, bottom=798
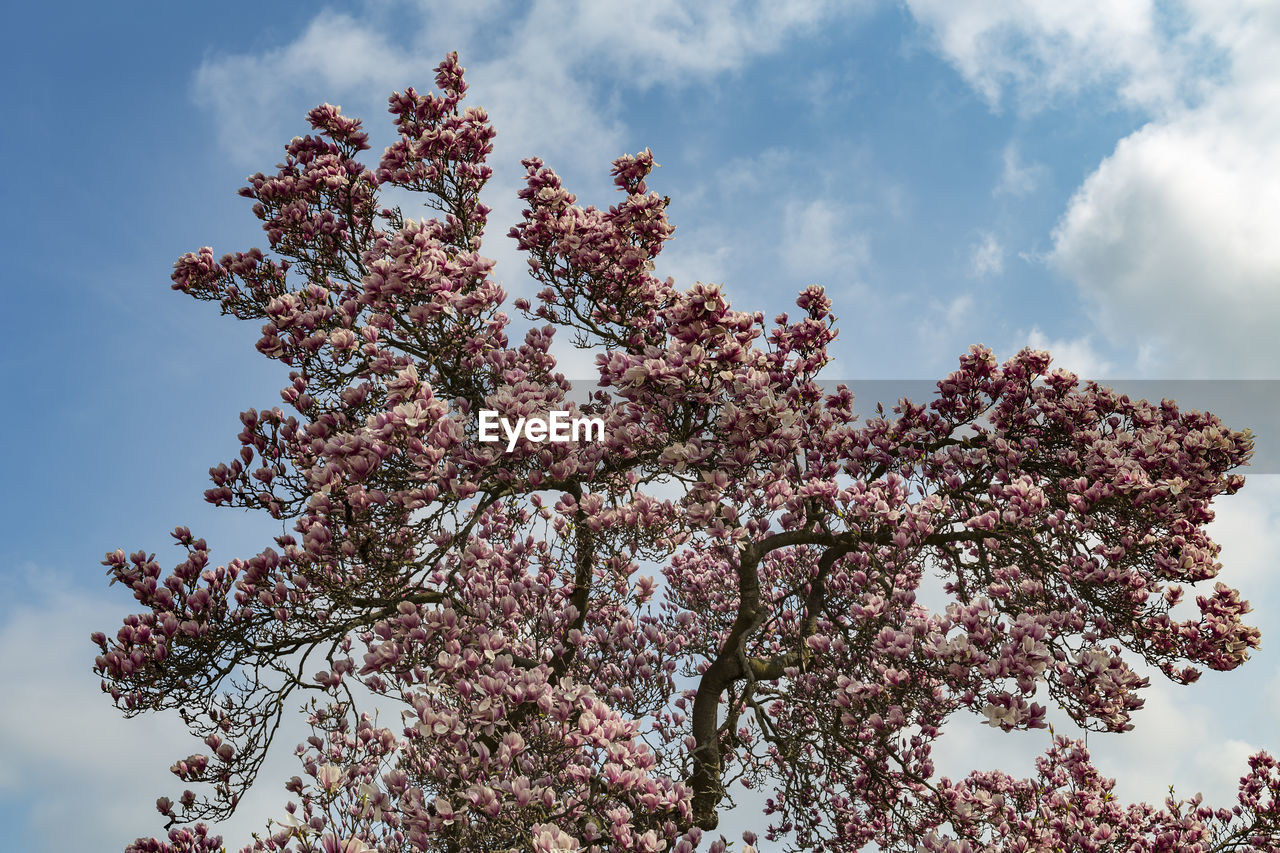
left=2, top=1, right=1279, bottom=850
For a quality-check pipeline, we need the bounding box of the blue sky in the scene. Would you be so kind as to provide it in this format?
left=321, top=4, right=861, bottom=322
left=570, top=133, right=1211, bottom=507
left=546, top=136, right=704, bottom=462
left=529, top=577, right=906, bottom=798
left=3, top=1, right=1280, bottom=850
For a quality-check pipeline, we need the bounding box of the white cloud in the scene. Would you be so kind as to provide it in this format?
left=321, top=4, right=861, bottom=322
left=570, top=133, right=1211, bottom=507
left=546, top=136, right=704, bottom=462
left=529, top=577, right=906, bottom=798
left=194, top=1, right=867, bottom=167
left=781, top=198, right=870, bottom=282
left=1204, top=471, right=1280, bottom=588
left=0, top=573, right=424, bottom=853
left=927, top=682, right=1237, bottom=813
left=705, top=145, right=882, bottom=291
left=901, top=0, right=1200, bottom=113
left=1049, top=96, right=1280, bottom=376
left=944, top=293, right=974, bottom=329
left=1019, top=327, right=1113, bottom=378
left=1089, top=680, right=1254, bottom=805
left=658, top=233, right=736, bottom=295
left=911, top=293, right=977, bottom=371
left=968, top=232, right=1004, bottom=277
left=906, top=1, right=1280, bottom=377
left=803, top=59, right=865, bottom=116
left=193, top=12, right=429, bottom=165
left=0, top=585, right=296, bottom=851
left=513, top=0, right=868, bottom=86
left=995, top=141, right=1047, bottom=197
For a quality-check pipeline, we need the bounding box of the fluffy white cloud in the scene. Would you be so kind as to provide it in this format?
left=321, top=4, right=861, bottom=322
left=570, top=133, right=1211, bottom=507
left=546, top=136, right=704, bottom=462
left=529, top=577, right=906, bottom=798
left=1090, top=681, right=1260, bottom=805
left=1049, top=91, right=1280, bottom=376
left=928, top=680, right=1253, bottom=816
left=943, top=293, right=974, bottom=329
left=674, top=143, right=887, bottom=309
left=906, top=0, right=1280, bottom=377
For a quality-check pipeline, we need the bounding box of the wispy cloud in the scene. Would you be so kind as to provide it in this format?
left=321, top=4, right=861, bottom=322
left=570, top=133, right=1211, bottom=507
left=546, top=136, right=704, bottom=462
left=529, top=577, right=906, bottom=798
left=781, top=198, right=871, bottom=283
left=194, top=0, right=868, bottom=166
left=995, top=141, right=1047, bottom=197
left=194, top=12, right=430, bottom=165
left=901, top=0, right=1208, bottom=113
left=968, top=231, right=1005, bottom=277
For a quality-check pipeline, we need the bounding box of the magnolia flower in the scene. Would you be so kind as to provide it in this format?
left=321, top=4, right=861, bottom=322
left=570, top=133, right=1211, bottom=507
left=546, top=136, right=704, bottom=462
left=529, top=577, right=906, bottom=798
left=315, top=763, right=343, bottom=793
left=531, top=822, right=579, bottom=853
left=981, top=701, right=1020, bottom=729
left=320, top=836, right=373, bottom=853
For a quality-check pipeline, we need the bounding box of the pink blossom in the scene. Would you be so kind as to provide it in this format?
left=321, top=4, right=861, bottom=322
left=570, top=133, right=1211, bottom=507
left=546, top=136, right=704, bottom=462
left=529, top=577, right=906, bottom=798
left=97, top=52, right=1278, bottom=853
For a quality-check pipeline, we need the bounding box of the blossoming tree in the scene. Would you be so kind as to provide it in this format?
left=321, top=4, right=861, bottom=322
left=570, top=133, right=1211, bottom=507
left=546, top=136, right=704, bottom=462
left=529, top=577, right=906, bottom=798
left=95, top=54, right=1280, bottom=853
